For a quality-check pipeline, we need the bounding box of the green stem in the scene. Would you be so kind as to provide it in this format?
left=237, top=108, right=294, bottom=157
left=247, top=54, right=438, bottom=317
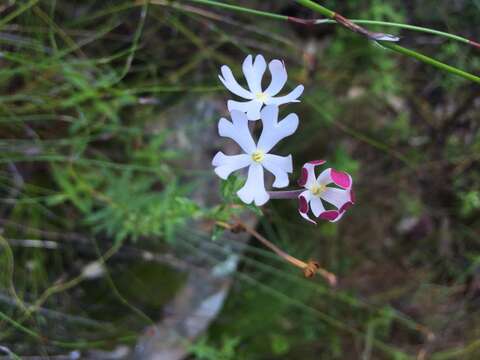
left=295, top=0, right=480, bottom=84
left=184, top=0, right=286, bottom=21
left=182, top=0, right=480, bottom=83
left=316, top=19, right=479, bottom=47
left=0, top=0, right=39, bottom=29
left=295, top=0, right=335, bottom=18
left=382, top=43, right=480, bottom=83
left=182, top=0, right=480, bottom=49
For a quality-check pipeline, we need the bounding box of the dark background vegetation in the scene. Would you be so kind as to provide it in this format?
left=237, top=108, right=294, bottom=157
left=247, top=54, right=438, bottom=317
left=0, top=0, right=479, bottom=359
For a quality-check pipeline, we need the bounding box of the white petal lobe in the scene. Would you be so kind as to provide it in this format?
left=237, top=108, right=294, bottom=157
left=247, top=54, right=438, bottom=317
left=243, top=55, right=266, bottom=94
left=262, top=154, right=292, bottom=188
left=321, top=188, right=351, bottom=209
left=265, top=60, right=287, bottom=97
left=219, top=65, right=253, bottom=99
left=237, top=164, right=269, bottom=206
left=310, top=197, right=325, bottom=217
left=317, top=168, right=333, bottom=185
left=266, top=85, right=304, bottom=105
left=212, top=152, right=251, bottom=179
left=257, top=106, right=299, bottom=153
left=218, top=110, right=256, bottom=154
left=300, top=162, right=323, bottom=188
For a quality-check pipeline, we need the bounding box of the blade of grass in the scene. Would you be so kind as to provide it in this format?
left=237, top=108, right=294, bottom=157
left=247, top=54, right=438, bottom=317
left=295, top=0, right=480, bottom=84
left=180, top=0, right=480, bottom=49
left=179, top=0, right=480, bottom=83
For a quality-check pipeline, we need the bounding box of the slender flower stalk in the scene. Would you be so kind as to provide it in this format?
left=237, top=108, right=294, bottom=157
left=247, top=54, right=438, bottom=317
left=268, top=189, right=304, bottom=199
left=216, top=220, right=337, bottom=285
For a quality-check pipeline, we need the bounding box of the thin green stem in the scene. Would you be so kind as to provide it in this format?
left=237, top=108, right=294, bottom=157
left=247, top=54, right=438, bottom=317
left=0, top=0, right=39, bottom=29
left=431, top=338, right=480, bottom=359
left=182, top=0, right=480, bottom=83
left=295, top=0, right=335, bottom=18
left=295, top=0, right=480, bottom=84
left=182, top=0, right=286, bottom=21
left=183, top=0, right=480, bottom=48
left=382, top=42, right=480, bottom=83
left=316, top=19, right=478, bottom=46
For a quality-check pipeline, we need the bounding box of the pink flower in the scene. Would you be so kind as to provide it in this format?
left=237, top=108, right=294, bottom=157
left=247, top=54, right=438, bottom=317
left=297, top=160, right=354, bottom=223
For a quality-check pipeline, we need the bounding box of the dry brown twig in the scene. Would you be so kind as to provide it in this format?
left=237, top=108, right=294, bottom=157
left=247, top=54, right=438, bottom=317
left=216, top=220, right=337, bottom=286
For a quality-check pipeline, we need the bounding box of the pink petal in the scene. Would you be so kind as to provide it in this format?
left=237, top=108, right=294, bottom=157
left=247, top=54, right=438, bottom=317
left=298, top=195, right=308, bottom=213
left=330, top=169, right=352, bottom=189
left=298, top=192, right=316, bottom=224
left=319, top=210, right=341, bottom=222
left=338, top=190, right=355, bottom=213
left=350, top=190, right=356, bottom=204
left=339, top=201, right=354, bottom=213
left=308, top=160, right=327, bottom=166
left=298, top=167, right=309, bottom=186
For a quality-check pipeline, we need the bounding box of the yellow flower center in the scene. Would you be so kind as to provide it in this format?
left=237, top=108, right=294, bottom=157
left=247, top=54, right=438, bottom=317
left=251, top=150, right=264, bottom=163
left=255, top=92, right=268, bottom=103
left=311, top=183, right=327, bottom=196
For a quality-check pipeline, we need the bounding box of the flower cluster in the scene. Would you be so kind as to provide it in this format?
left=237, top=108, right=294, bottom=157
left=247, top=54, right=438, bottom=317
left=212, top=54, right=355, bottom=223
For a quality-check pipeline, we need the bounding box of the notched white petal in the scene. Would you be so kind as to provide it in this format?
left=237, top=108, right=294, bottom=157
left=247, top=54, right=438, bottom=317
left=242, top=54, right=267, bottom=94
left=257, top=106, right=299, bottom=153
left=237, top=164, right=269, bottom=206
left=212, top=152, right=251, bottom=180
left=266, top=84, right=304, bottom=106
left=218, top=111, right=256, bottom=153
left=262, top=154, right=292, bottom=188
left=265, top=59, right=287, bottom=97
left=219, top=65, right=253, bottom=99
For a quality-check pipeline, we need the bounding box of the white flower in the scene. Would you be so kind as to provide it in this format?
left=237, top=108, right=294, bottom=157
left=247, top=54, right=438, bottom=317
left=219, top=54, right=304, bottom=121
left=212, top=105, right=299, bottom=206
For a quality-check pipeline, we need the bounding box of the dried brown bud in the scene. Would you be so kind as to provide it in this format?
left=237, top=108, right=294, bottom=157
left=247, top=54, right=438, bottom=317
left=229, top=222, right=245, bottom=234
left=303, top=260, right=320, bottom=278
